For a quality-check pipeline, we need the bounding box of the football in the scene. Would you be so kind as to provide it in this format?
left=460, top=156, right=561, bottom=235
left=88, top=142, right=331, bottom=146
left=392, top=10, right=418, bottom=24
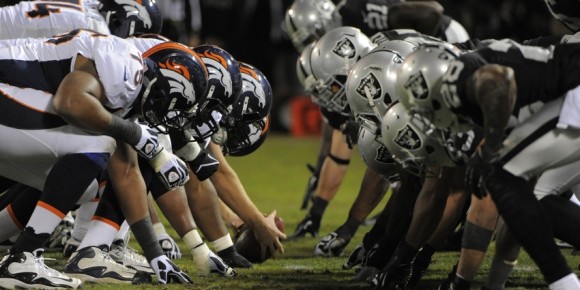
left=234, top=216, right=285, bottom=263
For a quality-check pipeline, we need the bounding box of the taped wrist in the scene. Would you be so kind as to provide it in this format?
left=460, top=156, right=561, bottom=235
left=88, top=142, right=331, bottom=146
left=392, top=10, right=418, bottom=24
left=130, top=216, right=165, bottom=262
left=328, top=153, right=350, bottom=165
left=174, top=142, right=202, bottom=162
left=211, top=234, right=234, bottom=252
left=149, top=149, right=173, bottom=172
left=108, top=115, right=141, bottom=145
left=461, top=221, right=494, bottom=252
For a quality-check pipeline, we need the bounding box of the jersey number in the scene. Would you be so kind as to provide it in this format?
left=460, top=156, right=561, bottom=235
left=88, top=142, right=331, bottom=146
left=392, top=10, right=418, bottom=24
left=46, top=29, right=107, bottom=45
left=27, top=0, right=82, bottom=18
left=364, top=4, right=389, bottom=31
left=440, top=61, right=464, bottom=109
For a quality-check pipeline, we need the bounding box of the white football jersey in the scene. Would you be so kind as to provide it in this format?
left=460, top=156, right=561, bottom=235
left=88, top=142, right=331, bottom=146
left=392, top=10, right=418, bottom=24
left=0, top=29, right=144, bottom=117
left=125, top=37, right=165, bottom=53
left=0, top=0, right=110, bottom=39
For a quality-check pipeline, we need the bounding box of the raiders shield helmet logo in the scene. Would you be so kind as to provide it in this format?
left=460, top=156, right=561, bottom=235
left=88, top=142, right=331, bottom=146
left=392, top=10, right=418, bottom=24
left=403, top=71, right=429, bottom=100
left=394, top=125, right=421, bottom=150
left=356, top=73, right=381, bottom=100
left=333, top=38, right=356, bottom=58
left=376, top=145, right=395, bottom=163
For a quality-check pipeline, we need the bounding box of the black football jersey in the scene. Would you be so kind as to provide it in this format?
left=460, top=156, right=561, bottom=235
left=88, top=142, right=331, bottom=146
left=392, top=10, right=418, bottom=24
left=442, top=39, right=580, bottom=124
left=338, top=0, right=403, bottom=36
left=544, top=0, right=580, bottom=32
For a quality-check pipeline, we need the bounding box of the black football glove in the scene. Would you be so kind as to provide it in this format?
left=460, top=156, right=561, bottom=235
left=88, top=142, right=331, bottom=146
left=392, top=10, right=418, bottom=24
left=465, top=149, right=496, bottom=199
left=340, top=120, right=360, bottom=149
left=217, top=245, right=253, bottom=268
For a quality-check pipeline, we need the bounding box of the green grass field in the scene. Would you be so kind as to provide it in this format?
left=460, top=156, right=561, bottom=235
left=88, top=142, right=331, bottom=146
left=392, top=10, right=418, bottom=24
left=51, top=134, right=580, bottom=289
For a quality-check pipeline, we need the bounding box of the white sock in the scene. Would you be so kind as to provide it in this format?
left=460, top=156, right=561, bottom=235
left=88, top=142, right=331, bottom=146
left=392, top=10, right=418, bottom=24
left=114, top=220, right=130, bottom=242
left=0, top=207, right=22, bottom=241
left=77, top=219, right=118, bottom=250
left=549, top=273, right=580, bottom=290
left=27, top=202, right=65, bottom=234
left=71, top=201, right=98, bottom=242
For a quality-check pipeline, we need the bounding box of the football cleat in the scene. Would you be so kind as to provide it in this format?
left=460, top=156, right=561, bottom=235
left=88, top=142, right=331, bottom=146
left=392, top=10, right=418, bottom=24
left=343, top=243, right=367, bottom=269
left=109, top=239, right=154, bottom=274
left=313, top=232, right=350, bottom=257
left=288, top=213, right=320, bottom=239
left=64, top=245, right=151, bottom=284
left=0, top=249, right=83, bottom=289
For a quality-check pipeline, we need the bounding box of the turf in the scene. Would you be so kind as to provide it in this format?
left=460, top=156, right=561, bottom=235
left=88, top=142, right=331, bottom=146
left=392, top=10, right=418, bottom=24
left=47, top=134, right=580, bottom=289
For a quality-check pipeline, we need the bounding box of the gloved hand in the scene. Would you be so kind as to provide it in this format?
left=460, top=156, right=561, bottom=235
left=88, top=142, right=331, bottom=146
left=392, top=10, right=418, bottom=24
left=187, top=148, right=219, bottom=181
left=150, top=255, right=192, bottom=284
left=340, top=120, right=360, bottom=149
left=301, top=163, right=318, bottom=210
left=134, top=124, right=163, bottom=160
left=158, top=233, right=182, bottom=260
left=149, top=148, right=189, bottom=191
left=465, top=148, right=495, bottom=199
left=217, top=245, right=253, bottom=268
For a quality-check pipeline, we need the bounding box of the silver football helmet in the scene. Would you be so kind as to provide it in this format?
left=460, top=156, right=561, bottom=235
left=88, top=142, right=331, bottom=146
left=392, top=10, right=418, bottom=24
left=308, top=26, right=375, bottom=116
left=296, top=42, right=315, bottom=90
left=357, top=117, right=398, bottom=181
left=396, top=43, right=462, bottom=131
left=284, top=0, right=342, bottom=52
left=381, top=102, right=453, bottom=176
left=346, top=40, right=418, bottom=124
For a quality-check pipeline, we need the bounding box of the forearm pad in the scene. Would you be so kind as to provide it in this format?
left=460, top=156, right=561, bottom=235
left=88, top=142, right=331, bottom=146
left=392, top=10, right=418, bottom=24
left=187, top=148, right=219, bottom=181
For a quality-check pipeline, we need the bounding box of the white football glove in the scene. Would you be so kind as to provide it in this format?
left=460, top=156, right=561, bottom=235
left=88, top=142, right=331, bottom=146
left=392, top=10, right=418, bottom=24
left=149, top=149, right=189, bottom=191
left=150, top=255, right=192, bottom=284
left=134, top=123, right=163, bottom=160
left=158, top=233, right=182, bottom=260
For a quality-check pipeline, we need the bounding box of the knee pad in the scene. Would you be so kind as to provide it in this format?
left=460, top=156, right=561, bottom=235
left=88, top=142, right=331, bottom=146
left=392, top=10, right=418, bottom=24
left=461, top=221, right=494, bottom=252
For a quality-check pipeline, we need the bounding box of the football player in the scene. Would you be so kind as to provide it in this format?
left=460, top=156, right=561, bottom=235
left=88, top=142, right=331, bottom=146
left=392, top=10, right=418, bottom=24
left=397, top=40, right=580, bottom=289
left=0, top=0, right=162, bottom=39
left=0, top=31, right=204, bottom=288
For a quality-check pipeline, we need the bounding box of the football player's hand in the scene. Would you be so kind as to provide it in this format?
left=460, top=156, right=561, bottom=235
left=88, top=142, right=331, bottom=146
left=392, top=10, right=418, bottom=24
left=465, top=148, right=494, bottom=199
left=150, top=255, right=192, bottom=284
left=340, top=120, right=360, bottom=149
left=158, top=233, right=182, bottom=260
left=134, top=123, right=163, bottom=160
left=149, top=149, right=190, bottom=191
left=252, top=210, right=286, bottom=259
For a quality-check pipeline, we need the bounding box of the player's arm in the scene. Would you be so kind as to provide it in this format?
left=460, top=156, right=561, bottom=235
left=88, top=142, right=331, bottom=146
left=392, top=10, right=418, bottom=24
left=388, top=1, right=444, bottom=36
left=207, top=142, right=286, bottom=257
left=468, top=64, right=516, bottom=157
left=52, top=55, right=144, bottom=147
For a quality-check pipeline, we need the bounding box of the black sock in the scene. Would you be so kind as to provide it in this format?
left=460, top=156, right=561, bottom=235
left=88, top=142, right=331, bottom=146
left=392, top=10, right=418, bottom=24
left=130, top=216, right=165, bottom=262
left=10, top=227, right=50, bottom=254
left=393, top=241, right=419, bottom=264
left=416, top=243, right=436, bottom=264
left=488, top=169, right=571, bottom=283
left=540, top=195, right=580, bottom=249
left=310, top=196, right=328, bottom=220
left=335, top=216, right=362, bottom=240
left=453, top=275, right=471, bottom=290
